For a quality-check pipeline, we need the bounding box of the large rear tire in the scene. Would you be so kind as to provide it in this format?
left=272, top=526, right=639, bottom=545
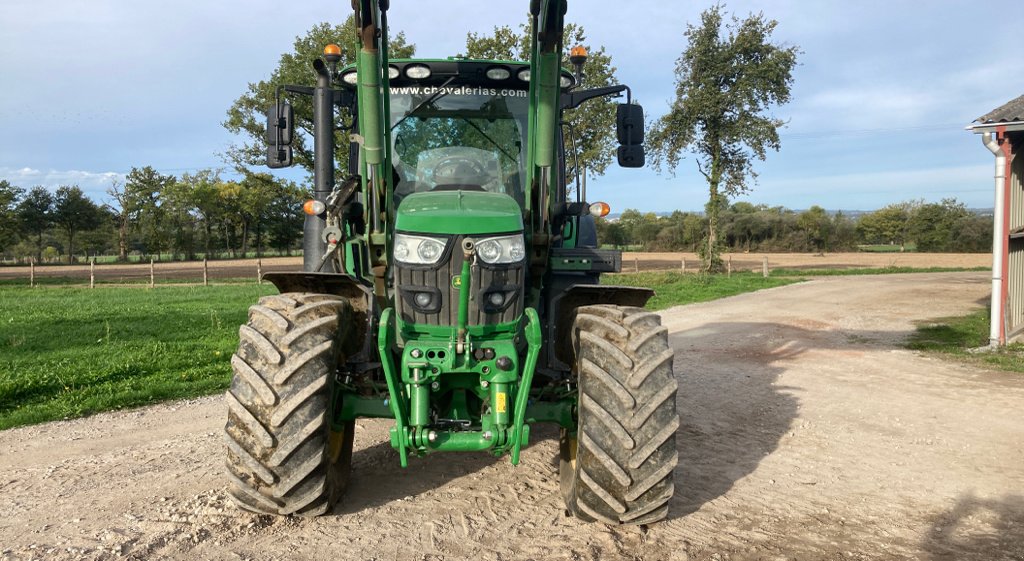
left=560, top=305, right=679, bottom=524
left=224, top=292, right=355, bottom=517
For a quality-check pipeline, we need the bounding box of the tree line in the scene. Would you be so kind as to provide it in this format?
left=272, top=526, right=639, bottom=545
left=597, top=198, right=992, bottom=254
left=0, top=169, right=305, bottom=263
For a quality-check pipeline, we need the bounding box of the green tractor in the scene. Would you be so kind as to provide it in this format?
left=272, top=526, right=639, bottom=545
left=224, top=0, right=678, bottom=525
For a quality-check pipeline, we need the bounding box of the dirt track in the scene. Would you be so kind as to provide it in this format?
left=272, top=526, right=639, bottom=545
left=0, top=252, right=992, bottom=283
left=1, top=271, right=1022, bottom=560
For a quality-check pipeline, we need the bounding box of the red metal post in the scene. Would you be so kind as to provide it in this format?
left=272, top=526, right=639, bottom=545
left=998, top=126, right=1013, bottom=344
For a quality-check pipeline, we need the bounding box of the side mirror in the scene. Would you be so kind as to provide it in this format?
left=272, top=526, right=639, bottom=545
left=616, top=103, right=645, bottom=168
left=265, top=102, right=294, bottom=169
left=266, top=145, right=293, bottom=169
left=616, top=103, right=644, bottom=145
left=617, top=145, right=645, bottom=168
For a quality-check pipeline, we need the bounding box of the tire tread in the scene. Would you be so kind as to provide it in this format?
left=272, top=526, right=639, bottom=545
left=224, top=292, right=351, bottom=517
left=563, top=305, right=679, bottom=525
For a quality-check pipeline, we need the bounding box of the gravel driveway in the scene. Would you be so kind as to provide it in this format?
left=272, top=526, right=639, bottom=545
left=1, top=271, right=1021, bottom=560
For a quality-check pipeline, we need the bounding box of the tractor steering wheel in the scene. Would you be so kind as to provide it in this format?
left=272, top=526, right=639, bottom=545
left=431, top=156, right=488, bottom=186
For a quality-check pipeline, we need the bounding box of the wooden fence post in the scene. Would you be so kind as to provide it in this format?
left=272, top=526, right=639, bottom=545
left=257, top=258, right=263, bottom=284
left=29, top=257, right=35, bottom=288
left=90, top=258, right=95, bottom=289
left=203, top=258, right=209, bottom=286
left=149, top=258, right=155, bottom=288
left=634, top=257, right=639, bottom=273
left=762, top=256, right=769, bottom=278
left=727, top=256, right=732, bottom=277
left=681, top=257, right=686, bottom=273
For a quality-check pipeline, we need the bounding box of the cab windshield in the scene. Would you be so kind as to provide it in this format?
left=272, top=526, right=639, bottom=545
left=389, top=86, right=529, bottom=207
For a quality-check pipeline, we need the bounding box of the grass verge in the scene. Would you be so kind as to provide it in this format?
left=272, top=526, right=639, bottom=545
left=907, top=307, right=1024, bottom=373
left=857, top=244, right=917, bottom=252
left=0, top=284, right=275, bottom=430
left=605, top=271, right=800, bottom=310
left=771, top=266, right=988, bottom=277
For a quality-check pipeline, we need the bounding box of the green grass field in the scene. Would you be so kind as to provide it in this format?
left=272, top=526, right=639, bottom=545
left=0, top=284, right=275, bottom=430
left=907, top=307, right=1024, bottom=374
left=0, top=273, right=799, bottom=430
left=606, top=271, right=799, bottom=310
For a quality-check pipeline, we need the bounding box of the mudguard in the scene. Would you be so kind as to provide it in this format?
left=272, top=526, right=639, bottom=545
left=262, top=272, right=375, bottom=360
left=548, top=284, right=655, bottom=370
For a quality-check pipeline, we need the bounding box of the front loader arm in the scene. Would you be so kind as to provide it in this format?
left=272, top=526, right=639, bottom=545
left=525, top=0, right=568, bottom=308
left=352, top=0, right=393, bottom=302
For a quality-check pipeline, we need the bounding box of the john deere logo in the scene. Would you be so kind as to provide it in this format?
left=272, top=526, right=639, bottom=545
left=451, top=276, right=462, bottom=289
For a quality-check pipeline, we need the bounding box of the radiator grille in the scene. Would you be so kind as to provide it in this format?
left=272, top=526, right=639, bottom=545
left=395, top=236, right=524, bottom=327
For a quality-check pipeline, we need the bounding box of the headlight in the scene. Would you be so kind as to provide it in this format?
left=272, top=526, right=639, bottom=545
left=405, top=64, right=431, bottom=79
left=394, top=233, right=447, bottom=265
left=475, top=234, right=525, bottom=265
left=486, top=66, right=511, bottom=80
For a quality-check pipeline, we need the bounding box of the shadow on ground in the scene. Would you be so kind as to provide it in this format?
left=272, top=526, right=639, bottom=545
left=922, top=492, right=1024, bottom=561
left=333, top=439, right=503, bottom=515
left=666, top=320, right=915, bottom=521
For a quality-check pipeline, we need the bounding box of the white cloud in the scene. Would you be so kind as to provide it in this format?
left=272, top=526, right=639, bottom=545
left=1, top=167, right=125, bottom=200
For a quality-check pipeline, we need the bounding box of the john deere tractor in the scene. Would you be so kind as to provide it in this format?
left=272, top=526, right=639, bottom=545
left=224, top=0, right=678, bottom=525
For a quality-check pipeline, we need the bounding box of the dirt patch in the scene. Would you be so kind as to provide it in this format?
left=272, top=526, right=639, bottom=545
left=1, top=272, right=1021, bottom=560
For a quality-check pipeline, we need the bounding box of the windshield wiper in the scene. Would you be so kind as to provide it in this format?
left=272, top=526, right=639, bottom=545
left=390, top=77, right=456, bottom=132
left=459, top=117, right=518, bottom=163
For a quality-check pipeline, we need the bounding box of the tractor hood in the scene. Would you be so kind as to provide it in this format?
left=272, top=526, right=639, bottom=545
left=395, top=191, right=523, bottom=235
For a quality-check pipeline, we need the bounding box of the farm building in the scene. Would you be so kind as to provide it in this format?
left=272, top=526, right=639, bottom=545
left=968, top=94, right=1024, bottom=345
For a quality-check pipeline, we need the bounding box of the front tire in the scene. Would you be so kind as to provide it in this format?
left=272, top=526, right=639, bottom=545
left=224, top=292, right=354, bottom=516
left=560, top=305, right=679, bottom=524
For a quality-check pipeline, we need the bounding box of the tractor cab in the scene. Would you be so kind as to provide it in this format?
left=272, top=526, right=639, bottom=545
left=340, top=59, right=576, bottom=210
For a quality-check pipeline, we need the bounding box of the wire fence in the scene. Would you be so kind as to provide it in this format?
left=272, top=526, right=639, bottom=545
left=0, top=256, right=303, bottom=288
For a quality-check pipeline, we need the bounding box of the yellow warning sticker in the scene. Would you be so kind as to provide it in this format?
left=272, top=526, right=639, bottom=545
left=496, top=392, right=507, bottom=413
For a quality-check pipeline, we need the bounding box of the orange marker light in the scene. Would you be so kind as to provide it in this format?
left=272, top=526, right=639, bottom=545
left=570, top=46, right=587, bottom=58
left=303, top=200, right=326, bottom=216
left=589, top=201, right=611, bottom=218
left=324, top=44, right=342, bottom=57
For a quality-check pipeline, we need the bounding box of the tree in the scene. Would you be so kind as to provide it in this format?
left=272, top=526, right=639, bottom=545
left=856, top=202, right=915, bottom=249
left=265, top=181, right=306, bottom=254
left=0, top=180, right=24, bottom=255
left=463, top=22, right=620, bottom=179
left=79, top=207, right=117, bottom=258
left=594, top=216, right=628, bottom=249
left=16, top=186, right=53, bottom=262
left=908, top=198, right=972, bottom=252
left=52, top=186, right=102, bottom=263
left=649, top=5, right=798, bottom=272
left=216, top=180, right=244, bottom=257
left=797, top=205, right=831, bottom=254
left=950, top=214, right=992, bottom=253
left=179, top=169, right=223, bottom=258
left=238, top=172, right=282, bottom=257
left=124, top=166, right=175, bottom=259
left=224, top=18, right=415, bottom=178
left=162, top=178, right=197, bottom=260
left=105, top=179, right=131, bottom=261
left=830, top=211, right=858, bottom=252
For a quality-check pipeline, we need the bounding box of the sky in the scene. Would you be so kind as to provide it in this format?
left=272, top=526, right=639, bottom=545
left=1, top=0, right=1021, bottom=213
